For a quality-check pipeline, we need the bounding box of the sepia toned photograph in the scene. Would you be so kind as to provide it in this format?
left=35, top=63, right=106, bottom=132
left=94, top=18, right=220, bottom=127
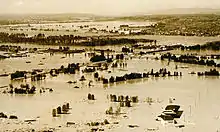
left=0, top=0, right=220, bottom=131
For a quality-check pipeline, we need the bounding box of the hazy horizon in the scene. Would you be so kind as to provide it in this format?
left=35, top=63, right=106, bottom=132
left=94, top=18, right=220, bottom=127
left=1, top=0, right=220, bottom=16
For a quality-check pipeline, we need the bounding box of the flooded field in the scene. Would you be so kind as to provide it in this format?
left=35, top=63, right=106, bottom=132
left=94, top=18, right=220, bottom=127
left=0, top=21, right=220, bottom=132
left=0, top=21, right=155, bottom=37
left=0, top=42, right=219, bottom=132
left=1, top=20, right=220, bottom=45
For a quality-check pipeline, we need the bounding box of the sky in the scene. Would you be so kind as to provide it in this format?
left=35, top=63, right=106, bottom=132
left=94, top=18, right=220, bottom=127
left=0, top=0, right=220, bottom=15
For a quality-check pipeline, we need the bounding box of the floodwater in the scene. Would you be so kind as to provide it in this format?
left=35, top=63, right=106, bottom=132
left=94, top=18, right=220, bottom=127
left=0, top=44, right=219, bottom=132
left=0, top=21, right=155, bottom=37
left=0, top=21, right=220, bottom=131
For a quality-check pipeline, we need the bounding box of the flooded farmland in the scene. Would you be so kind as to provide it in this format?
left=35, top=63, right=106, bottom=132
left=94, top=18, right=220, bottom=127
left=0, top=21, right=220, bottom=132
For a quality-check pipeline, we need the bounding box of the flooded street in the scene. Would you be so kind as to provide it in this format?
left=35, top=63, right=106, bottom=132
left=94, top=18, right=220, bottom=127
left=0, top=38, right=220, bottom=132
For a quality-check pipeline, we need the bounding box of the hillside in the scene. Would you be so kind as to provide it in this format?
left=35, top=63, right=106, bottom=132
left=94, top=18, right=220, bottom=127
left=148, top=8, right=220, bottom=15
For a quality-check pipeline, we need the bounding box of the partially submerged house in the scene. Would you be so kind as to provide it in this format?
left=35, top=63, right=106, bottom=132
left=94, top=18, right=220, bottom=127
left=158, top=104, right=184, bottom=121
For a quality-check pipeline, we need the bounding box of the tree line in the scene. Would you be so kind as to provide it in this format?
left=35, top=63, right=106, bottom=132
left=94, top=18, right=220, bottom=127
left=0, top=32, right=155, bottom=46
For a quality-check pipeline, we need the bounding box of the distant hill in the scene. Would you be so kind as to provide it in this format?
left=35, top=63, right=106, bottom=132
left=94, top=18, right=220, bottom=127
left=1, top=9, right=220, bottom=25
left=148, top=8, right=220, bottom=15
left=0, top=13, right=99, bottom=21
left=0, top=13, right=104, bottom=25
